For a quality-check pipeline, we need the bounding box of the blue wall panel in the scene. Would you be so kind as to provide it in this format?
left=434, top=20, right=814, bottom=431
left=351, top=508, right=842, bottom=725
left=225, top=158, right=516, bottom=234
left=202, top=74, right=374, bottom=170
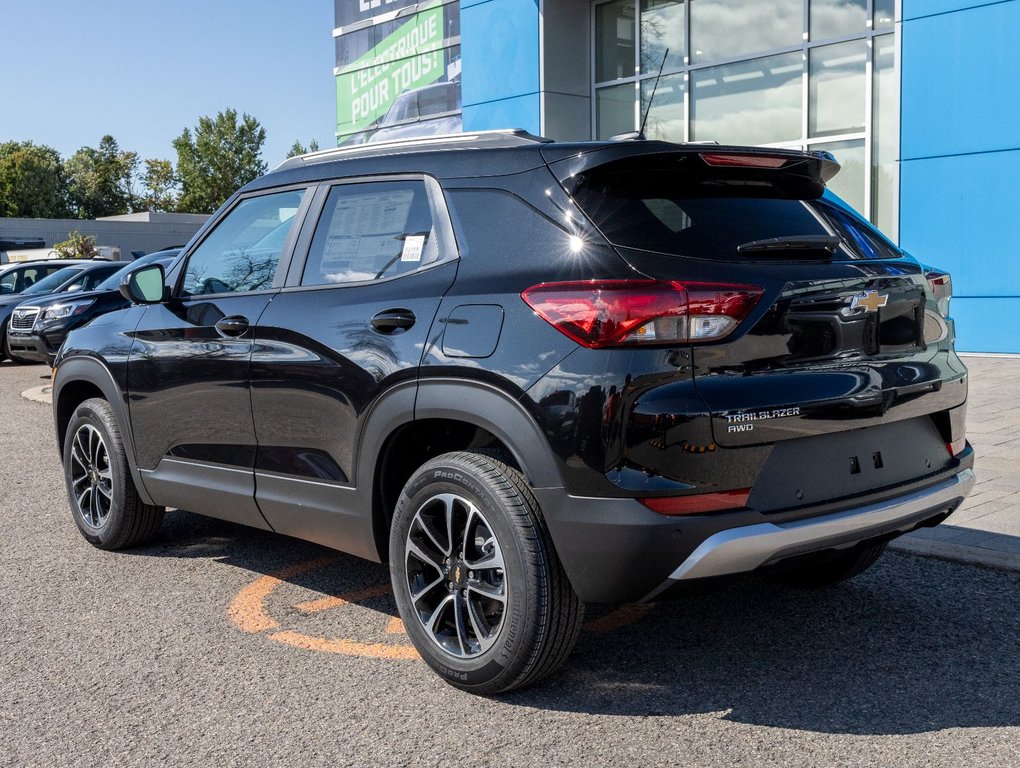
left=460, top=0, right=541, bottom=134
left=950, top=298, right=1020, bottom=353
left=900, top=149, right=1020, bottom=297
left=901, top=0, right=1020, bottom=159
left=901, top=0, right=1020, bottom=352
left=903, top=0, right=1010, bottom=20
left=462, top=93, right=541, bottom=133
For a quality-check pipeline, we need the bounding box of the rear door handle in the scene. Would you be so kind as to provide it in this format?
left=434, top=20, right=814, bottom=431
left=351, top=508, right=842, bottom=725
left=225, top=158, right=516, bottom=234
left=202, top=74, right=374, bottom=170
left=371, top=308, right=416, bottom=334
left=215, top=315, right=250, bottom=337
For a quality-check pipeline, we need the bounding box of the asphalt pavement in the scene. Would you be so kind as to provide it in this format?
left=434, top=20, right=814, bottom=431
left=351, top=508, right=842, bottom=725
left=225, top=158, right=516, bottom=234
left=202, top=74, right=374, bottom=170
left=1, top=359, right=1018, bottom=767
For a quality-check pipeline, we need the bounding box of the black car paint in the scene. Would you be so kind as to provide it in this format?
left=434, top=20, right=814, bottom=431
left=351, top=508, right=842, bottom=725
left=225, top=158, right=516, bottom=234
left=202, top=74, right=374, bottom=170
left=53, top=137, right=973, bottom=602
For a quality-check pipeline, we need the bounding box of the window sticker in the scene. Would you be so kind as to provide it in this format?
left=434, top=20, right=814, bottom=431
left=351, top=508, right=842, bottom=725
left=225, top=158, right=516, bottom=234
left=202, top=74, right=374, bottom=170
left=318, top=189, right=414, bottom=281
left=400, top=234, right=426, bottom=262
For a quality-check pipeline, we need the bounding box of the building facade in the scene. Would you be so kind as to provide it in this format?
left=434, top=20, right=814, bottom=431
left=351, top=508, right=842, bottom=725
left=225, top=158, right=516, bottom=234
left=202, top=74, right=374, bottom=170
left=335, top=0, right=1020, bottom=353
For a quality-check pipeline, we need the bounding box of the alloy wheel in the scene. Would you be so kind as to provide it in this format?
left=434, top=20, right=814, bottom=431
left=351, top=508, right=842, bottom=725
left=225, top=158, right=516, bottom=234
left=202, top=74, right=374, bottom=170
left=69, top=424, right=113, bottom=528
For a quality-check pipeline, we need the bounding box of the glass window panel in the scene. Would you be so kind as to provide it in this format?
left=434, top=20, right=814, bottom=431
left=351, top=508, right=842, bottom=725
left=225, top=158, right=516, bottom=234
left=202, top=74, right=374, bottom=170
left=640, top=0, right=685, bottom=74
left=815, top=139, right=865, bottom=215
left=874, top=0, right=895, bottom=31
left=303, top=181, right=437, bottom=286
left=640, top=73, right=685, bottom=141
left=596, top=83, right=637, bottom=138
left=596, top=0, right=637, bottom=81
left=691, top=52, right=802, bottom=144
left=182, top=190, right=306, bottom=296
left=689, top=0, right=802, bottom=64
left=810, top=0, right=866, bottom=41
left=873, top=35, right=899, bottom=240
left=809, top=40, right=867, bottom=137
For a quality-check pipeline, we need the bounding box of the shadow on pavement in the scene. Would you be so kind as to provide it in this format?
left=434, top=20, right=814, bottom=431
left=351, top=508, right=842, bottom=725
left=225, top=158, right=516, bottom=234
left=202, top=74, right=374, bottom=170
left=134, top=508, right=1020, bottom=736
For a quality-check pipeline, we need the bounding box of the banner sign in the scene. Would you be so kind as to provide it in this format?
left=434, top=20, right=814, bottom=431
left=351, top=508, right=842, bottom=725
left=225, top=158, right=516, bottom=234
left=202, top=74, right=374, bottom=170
left=336, top=1, right=454, bottom=139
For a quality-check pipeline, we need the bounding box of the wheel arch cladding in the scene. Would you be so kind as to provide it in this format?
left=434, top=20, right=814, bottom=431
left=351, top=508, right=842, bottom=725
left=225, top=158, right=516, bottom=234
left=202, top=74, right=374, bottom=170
left=53, top=357, right=155, bottom=506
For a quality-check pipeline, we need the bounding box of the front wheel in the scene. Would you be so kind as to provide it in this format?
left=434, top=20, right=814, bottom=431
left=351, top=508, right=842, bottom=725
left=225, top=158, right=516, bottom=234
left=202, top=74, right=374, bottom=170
left=389, top=451, right=583, bottom=694
left=63, top=398, right=165, bottom=549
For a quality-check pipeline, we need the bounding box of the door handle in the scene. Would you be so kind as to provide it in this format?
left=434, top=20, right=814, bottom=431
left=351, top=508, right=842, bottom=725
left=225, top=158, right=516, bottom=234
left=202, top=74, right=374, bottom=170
left=371, top=308, right=416, bottom=334
left=214, top=315, right=250, bottom=337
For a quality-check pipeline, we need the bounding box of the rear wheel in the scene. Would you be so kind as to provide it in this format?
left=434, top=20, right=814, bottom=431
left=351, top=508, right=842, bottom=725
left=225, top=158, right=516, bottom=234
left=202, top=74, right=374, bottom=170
left=389, top=451, right=583, bottom=694
left=63, top=397, right=164, bottom=549
left=767, top=542, right=887, bottom=588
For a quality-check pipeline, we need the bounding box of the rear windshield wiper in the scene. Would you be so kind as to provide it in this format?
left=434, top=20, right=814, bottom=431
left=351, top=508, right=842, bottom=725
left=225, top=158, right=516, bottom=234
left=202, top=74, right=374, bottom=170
left=737, top=235, right=841, bottom=258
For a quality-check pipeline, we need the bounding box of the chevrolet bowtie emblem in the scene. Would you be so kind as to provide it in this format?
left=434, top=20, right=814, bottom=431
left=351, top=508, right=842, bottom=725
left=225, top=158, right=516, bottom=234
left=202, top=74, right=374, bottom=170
left=851, top=291, right=888, bottom=313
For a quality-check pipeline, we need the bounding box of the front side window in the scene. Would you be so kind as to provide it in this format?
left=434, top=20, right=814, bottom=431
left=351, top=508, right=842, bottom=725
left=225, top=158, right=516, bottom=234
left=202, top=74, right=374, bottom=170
left=301, top=180, right=439, bottom=286
left=181, top=189, right=306, bottom=297
left=63, top=265, right=121, bottom=293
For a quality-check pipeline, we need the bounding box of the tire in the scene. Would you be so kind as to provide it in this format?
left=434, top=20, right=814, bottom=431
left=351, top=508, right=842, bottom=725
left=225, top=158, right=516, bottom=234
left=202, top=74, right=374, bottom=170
left=63, top=397, right=164, bottom=550
left=389, top=451, right=583, bottom=694
left=766, top=542, right=887, bottom=588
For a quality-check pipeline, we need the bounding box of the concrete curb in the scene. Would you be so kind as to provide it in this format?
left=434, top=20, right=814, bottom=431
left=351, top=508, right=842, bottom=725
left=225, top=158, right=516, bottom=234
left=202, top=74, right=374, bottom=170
left=21, top=385, right=52, bottom=405
left=890, top=532, right=1020, bottom=574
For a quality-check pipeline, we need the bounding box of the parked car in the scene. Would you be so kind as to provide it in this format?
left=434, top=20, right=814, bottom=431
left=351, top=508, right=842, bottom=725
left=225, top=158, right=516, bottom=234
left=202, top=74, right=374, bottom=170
left=52, top=132, right=973, bottom=694
left=6, top=250, right=181, bottom=366
left=0, top=260, right=71, bottom=296
left=1, top=260, right=122, bottom=363
left=368, top=81, right=462, bottom=143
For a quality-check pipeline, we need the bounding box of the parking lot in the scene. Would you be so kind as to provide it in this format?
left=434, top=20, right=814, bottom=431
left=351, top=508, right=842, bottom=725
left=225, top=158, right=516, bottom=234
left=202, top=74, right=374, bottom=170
left=2, top=359, right=1019, bottom=768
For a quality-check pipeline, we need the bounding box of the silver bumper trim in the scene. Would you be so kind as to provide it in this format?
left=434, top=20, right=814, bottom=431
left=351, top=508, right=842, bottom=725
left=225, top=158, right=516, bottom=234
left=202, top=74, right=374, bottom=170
left=643, top=468, right=975, bottom=600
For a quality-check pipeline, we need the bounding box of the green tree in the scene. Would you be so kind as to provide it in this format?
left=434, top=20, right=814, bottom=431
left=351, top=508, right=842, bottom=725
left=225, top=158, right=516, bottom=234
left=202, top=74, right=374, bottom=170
left=0, top=141, right=70, bottom=218
left=65, top=135, right=138, bottom=218
left=173, top=109, right=267, bottom=214
left=139, top=158, right=179, bottom=212
left=52, top=230, right=100, bottom=260
left=286, top=139, right=320, bottom=158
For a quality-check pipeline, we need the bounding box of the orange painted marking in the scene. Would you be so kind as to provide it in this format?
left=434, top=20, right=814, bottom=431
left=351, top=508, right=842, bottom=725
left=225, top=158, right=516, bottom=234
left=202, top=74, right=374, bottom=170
left=227, top=557, right=336, bottom=633
left=228, top=557, right=654, bottom=661
left=295, top=582, right=392, bottom=614
left=269, top=630, right=420, bottom=660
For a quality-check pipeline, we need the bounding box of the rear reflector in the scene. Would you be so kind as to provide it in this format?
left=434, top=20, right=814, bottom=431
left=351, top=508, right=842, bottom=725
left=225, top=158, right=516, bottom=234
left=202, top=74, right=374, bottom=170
left=522, top=280, right=763, bottom=348
left=640, top=489, right=751, bottom=516
left=946, top=437, right=966, bottom=457
left=700, top=153, right=789, bottom=169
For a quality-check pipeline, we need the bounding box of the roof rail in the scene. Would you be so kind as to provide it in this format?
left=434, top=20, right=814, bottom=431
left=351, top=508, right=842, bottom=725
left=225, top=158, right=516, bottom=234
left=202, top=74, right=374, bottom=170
left=275, top=129, right=550, bottom=170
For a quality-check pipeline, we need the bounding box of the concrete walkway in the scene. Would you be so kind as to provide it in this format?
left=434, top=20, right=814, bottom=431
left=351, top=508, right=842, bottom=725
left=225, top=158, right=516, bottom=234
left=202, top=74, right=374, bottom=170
left=891, top=354, right=1020, bottom=571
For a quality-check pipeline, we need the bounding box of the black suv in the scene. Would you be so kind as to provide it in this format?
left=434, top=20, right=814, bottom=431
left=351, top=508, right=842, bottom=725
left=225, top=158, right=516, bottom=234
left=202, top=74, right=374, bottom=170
left=53, top=132, right=973, bottom=694
left=6, top=250, right=180, bottom=366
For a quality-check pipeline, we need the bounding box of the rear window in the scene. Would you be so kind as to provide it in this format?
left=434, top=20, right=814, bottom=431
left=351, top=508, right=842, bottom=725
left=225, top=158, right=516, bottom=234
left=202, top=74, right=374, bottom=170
left=572, top=168, right=900, bottom=262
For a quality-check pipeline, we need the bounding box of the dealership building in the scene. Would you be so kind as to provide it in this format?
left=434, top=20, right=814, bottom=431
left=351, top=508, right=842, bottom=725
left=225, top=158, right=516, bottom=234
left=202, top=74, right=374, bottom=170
left=334, top=0, right=1019, bottom=352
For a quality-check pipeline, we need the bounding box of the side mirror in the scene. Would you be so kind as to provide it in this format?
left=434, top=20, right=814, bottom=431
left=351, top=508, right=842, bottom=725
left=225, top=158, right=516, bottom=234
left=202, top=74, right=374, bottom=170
left=65, top=284, right=83, bottom=293
left=120, top=263, right=166, bottom=304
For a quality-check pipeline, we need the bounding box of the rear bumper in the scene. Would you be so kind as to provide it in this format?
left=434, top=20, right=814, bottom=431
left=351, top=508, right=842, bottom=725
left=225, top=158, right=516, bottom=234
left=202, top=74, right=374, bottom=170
left=642, top=467, right=975, bottom=600
left=537, top=457, right=974, bottom=603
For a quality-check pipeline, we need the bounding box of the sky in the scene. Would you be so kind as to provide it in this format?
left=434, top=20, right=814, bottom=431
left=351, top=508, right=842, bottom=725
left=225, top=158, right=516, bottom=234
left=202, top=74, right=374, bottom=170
left=0, top=0, right=336, bottom=171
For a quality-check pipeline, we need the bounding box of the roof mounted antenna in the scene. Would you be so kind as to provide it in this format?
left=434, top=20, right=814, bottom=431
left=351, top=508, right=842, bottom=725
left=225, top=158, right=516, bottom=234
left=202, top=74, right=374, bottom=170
left=611, top=48, right=669, bottom=142
left=639, top=48, right=670, bottom=139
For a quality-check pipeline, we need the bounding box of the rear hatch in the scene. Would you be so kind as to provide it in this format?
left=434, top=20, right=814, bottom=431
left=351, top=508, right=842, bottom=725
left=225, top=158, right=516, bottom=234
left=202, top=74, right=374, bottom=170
left=545, top=143, right=966, bottom=461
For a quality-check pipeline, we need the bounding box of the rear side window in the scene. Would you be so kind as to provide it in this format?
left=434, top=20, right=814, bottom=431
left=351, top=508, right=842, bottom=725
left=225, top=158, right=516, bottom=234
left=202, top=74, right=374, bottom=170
left=181, top=189, right=306, bottom=296
left=301, top=180, right=439, bottom=286
left=573, top=167, right=900, bottom=261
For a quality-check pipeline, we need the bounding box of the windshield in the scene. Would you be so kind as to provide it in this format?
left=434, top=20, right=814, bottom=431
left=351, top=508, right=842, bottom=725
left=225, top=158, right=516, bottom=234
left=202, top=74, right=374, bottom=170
left=22, top=266, right=85, bottom=294
left=96, top=251, right=177, bottom=291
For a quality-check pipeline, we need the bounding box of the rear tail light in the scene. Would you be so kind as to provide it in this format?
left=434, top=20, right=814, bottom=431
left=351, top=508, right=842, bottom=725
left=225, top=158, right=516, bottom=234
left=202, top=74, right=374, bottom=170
left=700, top=153, right=789, bottom=169
left=640, top=489, right=751, bottom=516
left=925, top=269, right=953, bottom=318
left=521, top=280, right=763, bottom=348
